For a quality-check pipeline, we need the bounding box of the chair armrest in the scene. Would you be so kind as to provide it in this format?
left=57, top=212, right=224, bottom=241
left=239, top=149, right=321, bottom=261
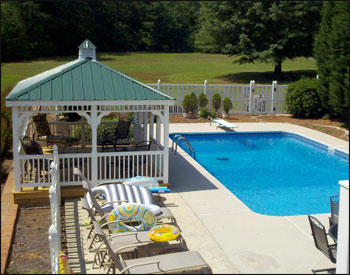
left=96, top=181, right=124, bottom=187
left=113, top=242, right=149, bottom=254
left=100, top=200, right=128, bottom=207
left=120, top=259, right=162, bottom=274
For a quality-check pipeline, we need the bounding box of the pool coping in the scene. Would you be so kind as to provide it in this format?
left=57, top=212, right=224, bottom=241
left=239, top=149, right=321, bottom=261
left=168, top=122, right=348, bottom=273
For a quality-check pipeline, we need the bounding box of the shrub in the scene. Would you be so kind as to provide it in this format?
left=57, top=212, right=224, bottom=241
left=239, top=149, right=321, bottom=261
left=182, top=93, right=198, bottom=113
left=222, top=97, right=233, bottom=114
left=208, top=111, right=217, bottom=119
left=212, top=93, right=221, bottom=112
left=199, top=107, right=210, bottom=118
left=190, top=92, right=199, bottom=113
left=198, top=93, right=209, bottom=109
left=286, top=77, right=324, bottom=118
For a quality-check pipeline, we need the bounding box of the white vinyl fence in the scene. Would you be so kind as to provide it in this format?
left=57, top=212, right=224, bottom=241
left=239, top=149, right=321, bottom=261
left=48, top=145, right=61, bottom=274
left=147, top=80, right=288, bottom=114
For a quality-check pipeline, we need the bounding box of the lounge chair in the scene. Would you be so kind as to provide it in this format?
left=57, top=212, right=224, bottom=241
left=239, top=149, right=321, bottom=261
left=102, top=120, right=132, bottom=151
left=82, top=198, right=185, bottom=256
left=308, top=215, right=336, bottom=274
left=210, top=117, right=237, bottom=130
left=329, top=195, right=339, bottom=227
left=92, top=221, right=211, bottom=274
left=74, top=168, right=177, bottom=225
left=32, top=113, right=79, bottom=151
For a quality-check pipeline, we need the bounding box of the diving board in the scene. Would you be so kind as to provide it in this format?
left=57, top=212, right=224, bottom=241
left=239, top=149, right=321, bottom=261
left=210, top=119, right=238, bottom=130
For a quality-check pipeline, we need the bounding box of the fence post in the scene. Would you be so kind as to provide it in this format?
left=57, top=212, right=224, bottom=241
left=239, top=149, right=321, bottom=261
left=271, top=80, right=277, bottom=114
left=49, top=224, right=60, bottom=274
left=203, top=80, right=207, bottom=95
left=249, top=80, right=255, bottom=113
left=157, top=79, right=161, bottom=91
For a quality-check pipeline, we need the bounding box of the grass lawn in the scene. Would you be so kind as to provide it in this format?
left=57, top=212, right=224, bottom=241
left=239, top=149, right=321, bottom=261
left=1, top=52, right=317, bottom=93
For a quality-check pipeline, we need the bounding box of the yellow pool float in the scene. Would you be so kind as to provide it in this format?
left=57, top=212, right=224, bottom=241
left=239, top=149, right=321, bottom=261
left=148, top=224, right=180, bottom=242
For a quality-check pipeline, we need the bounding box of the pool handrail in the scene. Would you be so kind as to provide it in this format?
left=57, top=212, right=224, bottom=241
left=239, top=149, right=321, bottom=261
left=172, top=135, right=196, bottom=159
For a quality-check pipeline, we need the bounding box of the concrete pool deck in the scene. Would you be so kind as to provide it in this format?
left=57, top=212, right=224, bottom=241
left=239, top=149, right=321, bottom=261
left=167, top=122, right=348, bottom=273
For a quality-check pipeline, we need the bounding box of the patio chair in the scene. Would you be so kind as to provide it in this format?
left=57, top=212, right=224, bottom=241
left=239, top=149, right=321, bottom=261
left=19, top=135, right=50, bottom=180
left=329, top=195, right=339, bottom=227
left=308, top=215, right=336, bottom=274
left=74, top=168, right=178, bottom=226
left=32, top=113, right=79, bottom=151
left=92, top=221, right=211, bottom=274
left=102, top=120, right=132, bottom=152
left=82, top=198, right=185, bottom=256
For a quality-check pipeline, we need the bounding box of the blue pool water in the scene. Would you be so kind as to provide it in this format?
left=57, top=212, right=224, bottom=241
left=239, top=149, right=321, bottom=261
left=170, top=132, right=349, bottom=216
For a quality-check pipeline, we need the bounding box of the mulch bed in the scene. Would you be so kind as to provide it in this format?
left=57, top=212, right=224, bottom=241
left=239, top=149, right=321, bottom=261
left=6, top=207, right=53, bottom=274
left=170, top=114, right=349, bottom=141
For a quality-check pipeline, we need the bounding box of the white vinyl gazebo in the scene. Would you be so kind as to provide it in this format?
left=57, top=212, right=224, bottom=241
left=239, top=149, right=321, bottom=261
left=6, top=40, right=175, bottom=192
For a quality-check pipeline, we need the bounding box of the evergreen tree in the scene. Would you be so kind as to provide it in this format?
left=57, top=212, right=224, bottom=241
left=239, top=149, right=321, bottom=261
left=313, top=2, right=336, bottom=112
left=327, top=2, right=350, bottom=120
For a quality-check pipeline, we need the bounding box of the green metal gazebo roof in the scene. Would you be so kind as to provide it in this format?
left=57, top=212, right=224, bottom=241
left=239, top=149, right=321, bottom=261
left=6, top=58, right=174, bottom=102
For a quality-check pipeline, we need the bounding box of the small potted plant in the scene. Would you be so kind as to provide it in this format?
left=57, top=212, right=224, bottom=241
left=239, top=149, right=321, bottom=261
left=222, top=97, right=233, bottom=118
left=182, top=92, right=198, bottom=118
left=211, top=93, right=221, bottom=117
left=198, top=93, right=209, bottom=110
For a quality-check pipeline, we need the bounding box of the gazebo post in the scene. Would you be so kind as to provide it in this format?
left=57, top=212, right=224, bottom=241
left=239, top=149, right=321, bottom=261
left=143, top=111, right=148, bottom=140
left=163, top=107, right=170, bottom=184
left=91, top=105, right=98, bottom=185
left=12, top=106, right=21, bottom=191
left=149, top=112, right=154, bottom=141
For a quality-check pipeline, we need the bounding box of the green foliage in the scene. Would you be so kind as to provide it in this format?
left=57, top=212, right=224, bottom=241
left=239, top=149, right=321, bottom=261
left=286, top=77, right=324, bottom=118
left=208, top=111, right=217, bottom=119
left=314, top=2, right=350, bottom=120
left=1, top=87, right=13, bottom=162
left=1, top=1, right=201, bottom=62
left=198, top=93, right=209, bottom=109
left=199, top=107, right=210, bottom=119
left=222, top=97, right=233, bottom=114
left=195, top=2, right=322, bottom=77
left=212, top=93, right=221, bottom=112
left=182, top=93, right=198, bottom=113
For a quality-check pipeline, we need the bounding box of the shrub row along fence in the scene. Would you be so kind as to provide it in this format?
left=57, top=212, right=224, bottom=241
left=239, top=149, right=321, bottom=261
left=48, top=145, right=61, bottom=274
left=147, top=80, right=288, bottom=114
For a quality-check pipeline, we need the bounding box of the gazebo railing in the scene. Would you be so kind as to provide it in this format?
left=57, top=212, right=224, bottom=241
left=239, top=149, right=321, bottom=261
left=97, top=150, right=164, bottom=182
left=17, top=150, right=164, bottom=188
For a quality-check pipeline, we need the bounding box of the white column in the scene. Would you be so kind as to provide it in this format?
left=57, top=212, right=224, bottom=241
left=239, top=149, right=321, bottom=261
left=156, top=115, right=161, bottom=146
left=336, top=180, right=349, bottom=274
left=271, top=80, right=277, bottom=114
left=80, top=117, right=86, bottom=148
left=163, top=107, right=169, bottom=184
left=249, top=80, right=255, bottom=113
left=91, top=106, right=98, bottom=185
left=203, top=80, right=207, bottom=95
left=143, top=111, right=148, bottom=141
left=12, top=107, right=21, bottom=192
left=149, top=112, right=154, bottom=141
left=157, top=79, right=161, bottom=91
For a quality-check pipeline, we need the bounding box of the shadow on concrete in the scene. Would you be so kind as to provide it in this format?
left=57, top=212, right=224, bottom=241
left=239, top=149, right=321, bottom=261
left=169, top=151, right=218, bottom=193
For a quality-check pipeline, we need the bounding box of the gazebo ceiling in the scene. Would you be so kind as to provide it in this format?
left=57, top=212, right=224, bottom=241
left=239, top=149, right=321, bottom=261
left=6, top=57, right=174, bottom=103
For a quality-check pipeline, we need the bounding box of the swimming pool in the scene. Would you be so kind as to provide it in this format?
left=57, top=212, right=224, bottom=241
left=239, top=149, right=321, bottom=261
left=170, top=132, right=349, bottom=216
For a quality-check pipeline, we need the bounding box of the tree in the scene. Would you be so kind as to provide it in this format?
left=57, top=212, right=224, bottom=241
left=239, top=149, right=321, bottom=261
left=313, top=2, right=336, bottom=112
left=195, top=2, right=322, bottom=77
left=314, top=2, right=350, bottom=120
